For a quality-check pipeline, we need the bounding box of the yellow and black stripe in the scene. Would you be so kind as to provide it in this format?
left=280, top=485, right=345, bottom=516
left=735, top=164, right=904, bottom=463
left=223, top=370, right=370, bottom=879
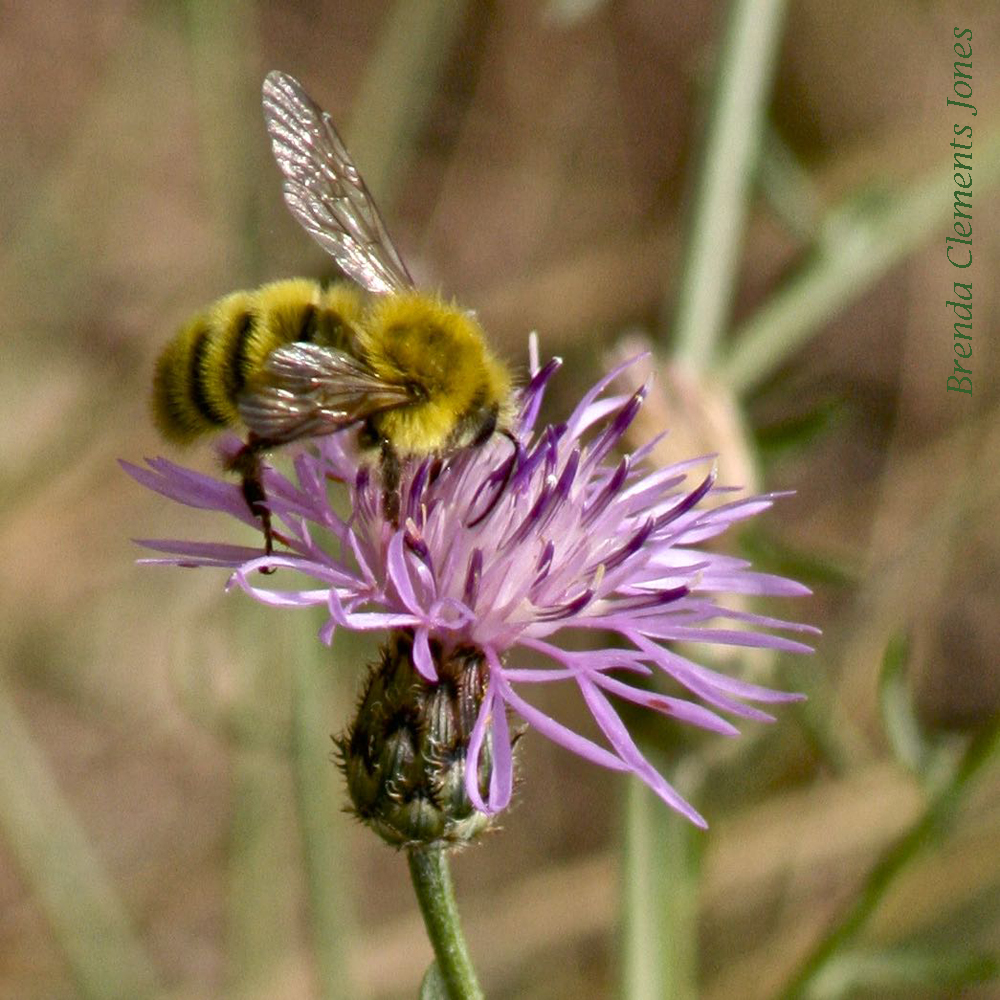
left=152, top=279, right=363, bottom=443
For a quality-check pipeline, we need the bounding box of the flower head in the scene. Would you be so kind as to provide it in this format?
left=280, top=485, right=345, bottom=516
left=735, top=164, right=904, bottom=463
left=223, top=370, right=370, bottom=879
left=125, top=344, right=814, bottom=827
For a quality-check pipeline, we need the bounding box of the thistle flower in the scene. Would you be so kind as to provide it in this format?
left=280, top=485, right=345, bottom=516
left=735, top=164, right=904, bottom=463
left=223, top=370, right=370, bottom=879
left=124, top=345, right=814, bottom=829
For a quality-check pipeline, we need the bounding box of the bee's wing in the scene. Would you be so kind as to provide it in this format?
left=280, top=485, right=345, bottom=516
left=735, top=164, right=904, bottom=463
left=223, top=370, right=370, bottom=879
left=238, top=342, right=412, bottom=444
left=262, top=71, right=414, bottom=296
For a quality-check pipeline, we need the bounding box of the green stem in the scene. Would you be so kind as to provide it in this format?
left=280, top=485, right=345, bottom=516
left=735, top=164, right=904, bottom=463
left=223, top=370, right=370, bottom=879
left=778, top=721, right=1000, bottom=999
left=667, top=0, right=789, bottom=371
left=407, top=847, right=484, bottom=999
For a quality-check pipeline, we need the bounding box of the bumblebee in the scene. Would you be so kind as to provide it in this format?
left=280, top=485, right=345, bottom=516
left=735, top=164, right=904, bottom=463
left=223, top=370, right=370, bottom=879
left=153, top=71, right=514, bottom=549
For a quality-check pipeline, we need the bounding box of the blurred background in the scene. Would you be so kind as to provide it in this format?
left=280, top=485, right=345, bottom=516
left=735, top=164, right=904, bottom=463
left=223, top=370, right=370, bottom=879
left=1, top=1, right=998, bottom=997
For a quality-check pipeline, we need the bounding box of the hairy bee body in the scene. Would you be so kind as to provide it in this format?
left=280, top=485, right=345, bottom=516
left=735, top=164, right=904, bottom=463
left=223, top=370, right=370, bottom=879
left=153, top=279, right=362, bottom=444
left=153, top=278, right=512, bottom=460
left=153, top=71, right=516, bottom=548
left=355, top=292, right=512, bottom=456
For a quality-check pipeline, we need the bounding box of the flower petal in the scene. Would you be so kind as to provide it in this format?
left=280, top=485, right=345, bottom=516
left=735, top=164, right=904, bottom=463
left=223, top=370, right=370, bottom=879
left=412, top=627, right=437, bottom=682
left=578, top=679, right=707, bottom=827
left=494, top=672, right=630, bottom=774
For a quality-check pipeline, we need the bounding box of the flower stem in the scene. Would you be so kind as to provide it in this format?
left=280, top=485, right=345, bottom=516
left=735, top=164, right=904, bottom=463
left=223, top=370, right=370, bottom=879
left=407, top=847, right=484, bottom=999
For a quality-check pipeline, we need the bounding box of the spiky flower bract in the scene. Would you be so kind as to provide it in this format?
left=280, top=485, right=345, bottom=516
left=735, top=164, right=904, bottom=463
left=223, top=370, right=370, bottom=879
left=125, top=344, right=815, bottom=828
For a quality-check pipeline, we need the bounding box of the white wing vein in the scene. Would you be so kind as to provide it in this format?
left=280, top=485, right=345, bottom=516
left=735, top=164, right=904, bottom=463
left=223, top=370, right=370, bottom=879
left=262, top=71, right=414, bottom=296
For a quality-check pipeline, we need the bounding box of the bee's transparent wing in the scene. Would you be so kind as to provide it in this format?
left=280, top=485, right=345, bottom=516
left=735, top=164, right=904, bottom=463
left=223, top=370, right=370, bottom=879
left=262, top=71, right=414, bottom=296
left=238, top=343, right=412, bottom=444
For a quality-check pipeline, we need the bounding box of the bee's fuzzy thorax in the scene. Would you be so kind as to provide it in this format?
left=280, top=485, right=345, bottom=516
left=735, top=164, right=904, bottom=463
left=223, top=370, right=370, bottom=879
left=359, top=292, right=512, bottom=456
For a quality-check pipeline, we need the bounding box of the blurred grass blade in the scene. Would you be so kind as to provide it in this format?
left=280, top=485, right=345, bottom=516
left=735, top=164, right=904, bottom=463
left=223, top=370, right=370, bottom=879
left=719, top=129, right=1000, bottom=395
left=809, top=946, right=998, bottom=999
left=667, top=0, right=790, bottom=372
left=292, top=629, right=356, bottom=1000
left=183, top=0, right=264, bottom=282
left=739, top=529, right=857, bottom=591
left=227, top=748, right=300, bottom=993
left=543, top=0, right=609, bottom=25
left=877, top=633, right=930, bottom=778
left=754, top=398, right=844, bottom=461
left=346, top=0, right=470, bottom=204
left=758, top=125, right=822, bottom=241
left=225, top=606, right=300, bottom=996
left=778, top=720, right=1000, bottom=998
left=621, top=774, right=701, bottom=999
left=0, top=680, right=161, bottom=999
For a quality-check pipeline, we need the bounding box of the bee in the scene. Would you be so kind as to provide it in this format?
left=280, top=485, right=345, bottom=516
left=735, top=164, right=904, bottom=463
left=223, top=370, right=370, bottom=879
left=153, top=71, right=515, bottom=552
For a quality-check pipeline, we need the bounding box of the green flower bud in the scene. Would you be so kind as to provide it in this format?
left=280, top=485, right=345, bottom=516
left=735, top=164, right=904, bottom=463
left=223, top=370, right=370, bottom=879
left=337, top=632, right=501, bottom=848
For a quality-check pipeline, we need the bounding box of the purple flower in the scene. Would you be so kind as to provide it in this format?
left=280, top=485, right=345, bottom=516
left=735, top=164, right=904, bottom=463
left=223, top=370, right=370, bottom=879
left=124, top=345, right=815, bottom=827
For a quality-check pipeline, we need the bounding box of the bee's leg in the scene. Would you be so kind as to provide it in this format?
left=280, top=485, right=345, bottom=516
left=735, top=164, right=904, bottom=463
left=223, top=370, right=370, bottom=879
left=241, top=461, right=274, bottom=558
left=228, top=436, right=276, bottom=565
left=379, top=440, right=402, bottom=527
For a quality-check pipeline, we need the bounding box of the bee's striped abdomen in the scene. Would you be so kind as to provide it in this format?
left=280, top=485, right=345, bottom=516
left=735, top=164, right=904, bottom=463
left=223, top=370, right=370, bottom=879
left=152, top=279, right=364, bottom=445
left=152, top=311, right=237, bottom=443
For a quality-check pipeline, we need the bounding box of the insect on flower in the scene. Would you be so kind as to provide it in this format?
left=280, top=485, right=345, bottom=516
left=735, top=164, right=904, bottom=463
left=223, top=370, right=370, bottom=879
left=131, top=71, right=817, bottom=833
left=127, top=341, right=818, bottom=829
left=152, top=72, right=515, bottom=551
